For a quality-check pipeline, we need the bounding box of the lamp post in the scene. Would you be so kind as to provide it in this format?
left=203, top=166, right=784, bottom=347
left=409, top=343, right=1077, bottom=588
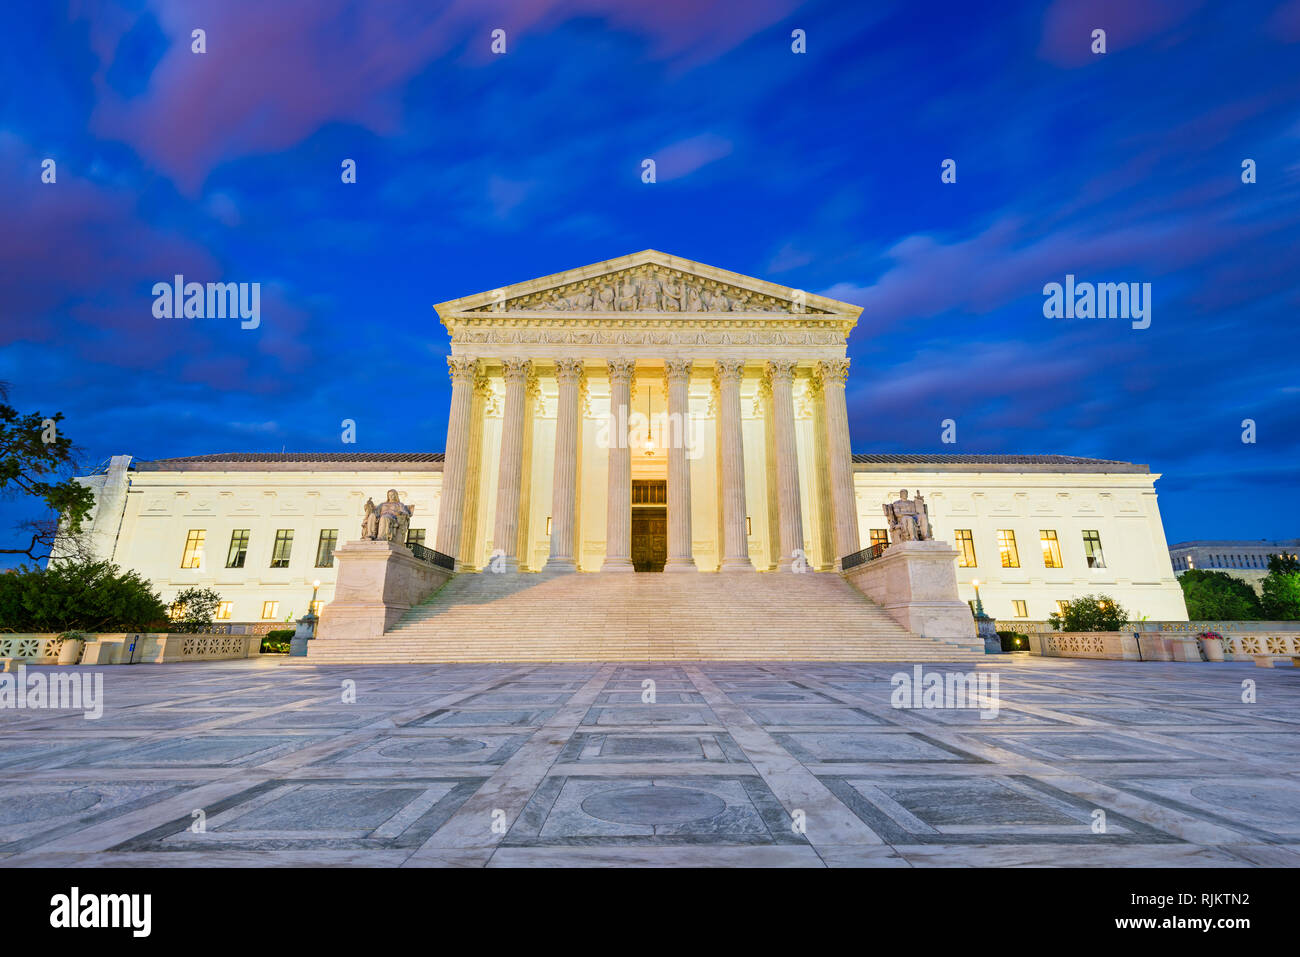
left=971, top=579, right=1000, bottom=654
left=290, top=579, right=322, bottom=657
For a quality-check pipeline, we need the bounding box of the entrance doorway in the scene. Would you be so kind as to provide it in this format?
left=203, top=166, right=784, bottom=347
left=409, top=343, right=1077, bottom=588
left=631, top=480, right=667, bottom=572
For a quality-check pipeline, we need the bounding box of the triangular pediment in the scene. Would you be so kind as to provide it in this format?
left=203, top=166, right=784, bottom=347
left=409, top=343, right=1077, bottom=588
left=433, top=250, right=860, bottom=318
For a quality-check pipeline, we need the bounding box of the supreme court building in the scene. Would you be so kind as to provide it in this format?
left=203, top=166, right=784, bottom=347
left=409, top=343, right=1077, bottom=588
left=75, top=251, right=1189, bottom=648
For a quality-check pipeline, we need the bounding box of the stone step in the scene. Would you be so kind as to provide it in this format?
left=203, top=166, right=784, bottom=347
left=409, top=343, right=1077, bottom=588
left=309, top=568, right=984, bottom=663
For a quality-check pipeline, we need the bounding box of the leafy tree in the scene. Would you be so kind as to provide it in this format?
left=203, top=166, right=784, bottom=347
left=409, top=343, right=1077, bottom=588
left=1048, top=594, right=1129, bottom=632
left=167, top=586, right=224, bottom=633
left=0, top=560, right=167, bottom=633
left=1261, top=553, right=1300, bottom=621
left=0, top=383, right=95, bottom=562
left=1178, top=569, right=1264, bottom=620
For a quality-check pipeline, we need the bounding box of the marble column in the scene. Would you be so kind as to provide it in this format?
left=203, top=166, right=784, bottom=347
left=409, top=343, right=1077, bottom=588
left=714, top=358, right=753, bottom=571
left=816, top=359, right=860, bottom=568
left=457, top=372, right=491, bottom=569
left=758, top=379, right=780, bottom=570
left=601, top=358, right=635, bottom=572
left=662, top=358, right=696, bottom=572
left=808, top=375, right=836, bottom=571
left=515, top=370, right=540, bottom=569
left=434, top=356, right=479, bottom=564
left=766, top=360, right=805, bottom=570
left=492, top=358, right=532, bottom=571
left=546, top=358, right=585, bottom=572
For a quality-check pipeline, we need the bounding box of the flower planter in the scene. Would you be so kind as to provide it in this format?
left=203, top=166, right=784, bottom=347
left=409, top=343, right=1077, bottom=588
left=1200, top=637, right=1225, bottom=662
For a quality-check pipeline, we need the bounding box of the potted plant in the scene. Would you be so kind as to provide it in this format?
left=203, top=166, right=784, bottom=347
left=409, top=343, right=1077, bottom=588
left=1198, top=630, right=1225, bottom=662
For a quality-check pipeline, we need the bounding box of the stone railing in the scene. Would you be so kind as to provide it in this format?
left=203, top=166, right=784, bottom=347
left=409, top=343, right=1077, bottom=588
left=1030, top=631, right=1142, bottom=660
left=0, top=633, right=262, bottom=665
left=1020, top=625, right=1300, bottom=663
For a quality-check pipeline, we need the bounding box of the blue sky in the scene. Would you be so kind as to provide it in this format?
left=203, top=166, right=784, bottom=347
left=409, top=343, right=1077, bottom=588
left=1, top=0, right=1298, bottom=566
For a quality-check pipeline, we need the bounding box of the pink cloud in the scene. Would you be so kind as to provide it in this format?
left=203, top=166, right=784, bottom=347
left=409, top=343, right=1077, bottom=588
left=1038, top=0, right=1206, bottom=67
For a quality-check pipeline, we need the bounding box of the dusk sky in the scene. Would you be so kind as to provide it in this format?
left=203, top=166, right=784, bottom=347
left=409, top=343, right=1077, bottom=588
left=2, top=0, right=1298, bottom=566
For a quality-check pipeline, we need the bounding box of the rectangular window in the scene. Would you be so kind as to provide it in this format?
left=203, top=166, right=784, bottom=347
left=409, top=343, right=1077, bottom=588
left=1056, top=600, right=1069, bottom=616
left=168, top=600, right=186, bottom=620
left=1013, top=600, right=1028, bottom=618
left=869, top=529, right=889, bottom=548
left=310, top=600, right=324, bottom=617
left=954, top=530, right=976, bottom=567
left=226, top=530, right=250, bottom=568
left=316, top=529, right=339, bottom=567
left=180, top=529, right=205, bottom=569
left=997, top=530, right=1020, bottom=568
left=1040, top=530, right=1063, bottom=568
left=405, top=528, right=426, bottom=548
left=216, top=601, right=233, bottom=620
left=1083, top=530, right=1106, bottom=568
left=261, top=600, right=279, bottom=620
left=270, top=530, right=294, bottom=568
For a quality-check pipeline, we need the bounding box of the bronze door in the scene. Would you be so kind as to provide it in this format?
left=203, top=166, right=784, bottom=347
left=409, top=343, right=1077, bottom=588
left=631, top=507, right=667, bottom=572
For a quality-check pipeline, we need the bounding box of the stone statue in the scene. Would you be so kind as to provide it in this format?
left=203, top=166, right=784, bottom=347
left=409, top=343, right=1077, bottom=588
left=661, top=279, right=682, bottom=311
left=616, top=277, right=639, bottom=311
left=638, top=273, right=662, bottom=310
left=884, top=489, right=931, bottom=543
left=361, top=497, right=379, bottom=540
left=366, top=489, right=413, bottom=544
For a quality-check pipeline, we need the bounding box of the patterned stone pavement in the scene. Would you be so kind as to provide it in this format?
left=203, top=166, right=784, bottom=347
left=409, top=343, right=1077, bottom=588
left=1, top=655, right=1298, bottom=867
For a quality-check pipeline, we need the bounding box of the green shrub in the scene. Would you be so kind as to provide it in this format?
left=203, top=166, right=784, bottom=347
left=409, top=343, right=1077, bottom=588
left=261, top=628, right=296, bottom=654
left=1048, top=594, right=1129, bottom=632
left=1178, top=569, right=1263, bottom=620
left=167, top=586, right=224, bottom=633
left=0, top=560, right=167, bottom=633
left=996, top=630, right=1030, bottom=652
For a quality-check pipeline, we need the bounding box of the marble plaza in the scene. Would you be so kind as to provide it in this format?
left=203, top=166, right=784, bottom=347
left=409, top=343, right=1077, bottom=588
left=1, top=656, right=1297, bottom=868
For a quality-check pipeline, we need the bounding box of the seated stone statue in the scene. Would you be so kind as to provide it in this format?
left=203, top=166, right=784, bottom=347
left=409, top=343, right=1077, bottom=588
left=375, top=489, right=413, bottom=544
left=883, top=489, right=931, bottom=543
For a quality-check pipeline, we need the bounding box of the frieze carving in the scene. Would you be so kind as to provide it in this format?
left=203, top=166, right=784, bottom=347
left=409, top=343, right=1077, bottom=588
left=454, top=328, right=846, bottom=347
left=466, top=264, right=829, bottom=314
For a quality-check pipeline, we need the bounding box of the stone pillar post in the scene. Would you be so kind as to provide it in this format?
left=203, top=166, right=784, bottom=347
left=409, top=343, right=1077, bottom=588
left=515, top=370, right=540, bottom=569
left=807, top=375, right=835, bottom=571
left=492, top=358, right=532, bottom=571
left=663, top=358, right=696, bottom=572
left=457, top=372, right=490, bottom=569
left=601, top=358, right=635, bottom=572
left=758, top=378, right=780, bottom=570
left=434, top=356, right=479, bottom=563
left=546, top=359, right=584, bottom=572
left=714, top=358, right=753, bottom=572
left=816, top=359, right=860, bottom=568
left=766, top=359, right=805, bottom=570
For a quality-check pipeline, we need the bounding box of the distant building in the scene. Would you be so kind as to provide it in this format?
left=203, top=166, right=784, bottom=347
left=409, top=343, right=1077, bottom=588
left=1168, top=539, right=1300, bottom=593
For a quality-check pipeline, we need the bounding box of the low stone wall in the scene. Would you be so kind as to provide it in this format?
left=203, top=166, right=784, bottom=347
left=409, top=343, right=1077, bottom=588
left=1028, top=631, right=1143, bottom=660
left=0, top=633, right=261, bottom=665
left=1005, top=620, right=1300, bottom=662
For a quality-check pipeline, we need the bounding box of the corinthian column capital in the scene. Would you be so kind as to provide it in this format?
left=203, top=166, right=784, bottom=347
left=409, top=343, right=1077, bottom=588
left=714, top=358, right=746, bottom=383
left=501, top=358, right=533, bottom=383
left=554, top=357, right=586, bottom=382
left=447, top=356, right=480, bottom=384
left=663, top=357, right=693, bottom=383
left=815, top=358, right=850, bottom=388
left=607, top=357, right=636, bottom=383
left=764, top=359, right=799, bottom=384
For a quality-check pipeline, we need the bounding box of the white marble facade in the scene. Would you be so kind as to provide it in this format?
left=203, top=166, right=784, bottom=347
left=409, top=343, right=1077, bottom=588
left=72, top=252, right=1189, bottom=625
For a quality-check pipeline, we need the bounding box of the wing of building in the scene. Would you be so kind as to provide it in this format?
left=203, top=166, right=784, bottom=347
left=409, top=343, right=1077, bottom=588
left=69, top=250, right=1189, bottom=629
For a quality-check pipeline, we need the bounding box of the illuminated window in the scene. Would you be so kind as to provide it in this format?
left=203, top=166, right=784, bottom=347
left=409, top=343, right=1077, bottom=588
left=316, top=529, right=339, bottom=567
left=404, top=528, right=425, bottom=548
left=226, top=530, right=249, bottom=568
left=1040, top=530, right=1063, bottom=568
left=1083, top=530, right=1106, bottom=568
left=310, top=600, right=324, bottom=617
left=869, top=529, right=889, bottom=548
left=168, top=601, right=186, bottom=620
left=270, top=530, right=294, bottom=568
left=1056, top=600, right=1069, bottom=616
left=997, top=530, right=1020, bottom=568
left=180, top=530, right=205, bottom=569
left=216, top=601, right=233, bottom=620
left=261, top=601, right=279, bottom=620
left=954, top=530, right=976, bottom=567
left=1013, top=600, right=1028, bottom=618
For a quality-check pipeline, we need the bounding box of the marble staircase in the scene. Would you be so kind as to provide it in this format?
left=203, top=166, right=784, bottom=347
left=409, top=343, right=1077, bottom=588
left=307, top=569, right=985, bottom=663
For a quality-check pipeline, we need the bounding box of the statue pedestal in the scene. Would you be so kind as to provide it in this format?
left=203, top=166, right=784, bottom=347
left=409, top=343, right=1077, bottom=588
left=315, top=541, right=453, bottom=642
left=289, top=614, right=316, bottom=656
left=842, top=541, right=981, bottom=652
